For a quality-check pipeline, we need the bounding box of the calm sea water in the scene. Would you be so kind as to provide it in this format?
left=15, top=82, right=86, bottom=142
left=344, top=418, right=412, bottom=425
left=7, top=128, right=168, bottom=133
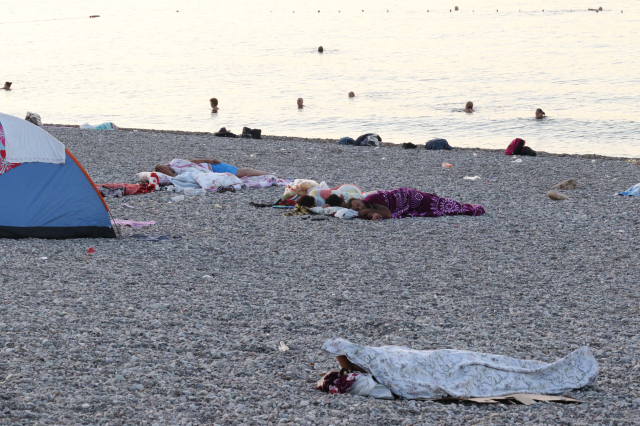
left=1, top=0, right=639, bottom=156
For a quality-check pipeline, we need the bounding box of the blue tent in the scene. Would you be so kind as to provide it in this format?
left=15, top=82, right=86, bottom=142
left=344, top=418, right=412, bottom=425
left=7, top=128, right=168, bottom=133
left=0, top=112, right=115, bottom=239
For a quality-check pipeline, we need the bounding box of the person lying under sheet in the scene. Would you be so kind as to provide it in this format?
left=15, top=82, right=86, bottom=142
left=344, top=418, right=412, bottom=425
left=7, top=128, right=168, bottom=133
left=347, top=188, right=485, bottom=220
left=155, top=158, right=269, bottom=178
left=319, top=338, right=598, bottom=399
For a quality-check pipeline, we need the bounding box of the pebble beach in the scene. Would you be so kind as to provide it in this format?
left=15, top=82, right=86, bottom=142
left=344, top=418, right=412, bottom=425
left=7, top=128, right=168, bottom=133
left=2, top=127, right=640, bottom=425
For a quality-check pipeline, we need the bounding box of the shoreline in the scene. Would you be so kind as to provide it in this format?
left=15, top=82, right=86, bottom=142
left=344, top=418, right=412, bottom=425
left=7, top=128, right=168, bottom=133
left=44, top=123, right=637, bottom=162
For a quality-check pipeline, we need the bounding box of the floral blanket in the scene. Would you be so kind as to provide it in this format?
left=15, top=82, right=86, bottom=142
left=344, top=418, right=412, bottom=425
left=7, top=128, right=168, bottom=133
left=322, top=338, right=598, bottom=399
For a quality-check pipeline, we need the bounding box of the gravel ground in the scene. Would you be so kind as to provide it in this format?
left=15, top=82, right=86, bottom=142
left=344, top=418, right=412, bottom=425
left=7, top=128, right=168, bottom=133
left=1, top=127, right=640, bottom=425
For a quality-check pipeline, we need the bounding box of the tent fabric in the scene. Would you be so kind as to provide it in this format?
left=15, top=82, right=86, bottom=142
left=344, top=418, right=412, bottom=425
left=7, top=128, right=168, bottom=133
left=0, top=152, right=115, bottom=239
left=0, top=121, right=21, bottom=175
left=0, top=112, right=65, bottom=164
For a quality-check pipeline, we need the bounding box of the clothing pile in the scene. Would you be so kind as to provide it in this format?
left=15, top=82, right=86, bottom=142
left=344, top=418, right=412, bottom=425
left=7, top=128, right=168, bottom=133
left=425, top=138, right=454, bottom=150
left=338, top=133, right=381, bottom=147
left=213, top=127, right=263, bottom=139
left=505, top=138, right=536, bottom=156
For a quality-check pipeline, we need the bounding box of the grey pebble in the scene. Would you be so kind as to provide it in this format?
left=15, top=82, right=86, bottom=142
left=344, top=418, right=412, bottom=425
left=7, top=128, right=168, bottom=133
left=0, top=127, right=638, bottom=424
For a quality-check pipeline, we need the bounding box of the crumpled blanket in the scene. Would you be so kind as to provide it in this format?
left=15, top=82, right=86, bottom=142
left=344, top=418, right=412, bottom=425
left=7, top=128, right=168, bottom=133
left=170, top=171, right=243, bottom=192
left=97, top=183, right=157, bottom=197
left=322, top=338, right=598, bottom=399
left=241, top=175, right=291, bottom=189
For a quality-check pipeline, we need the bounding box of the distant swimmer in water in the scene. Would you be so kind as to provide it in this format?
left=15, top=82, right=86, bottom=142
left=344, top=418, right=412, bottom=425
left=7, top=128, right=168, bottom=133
left=535, top=108, right=546, bottom=119
left=210, top=98, right=219, bottom=112
left=588, top=7, right=603, bottom=12
left=463, top=101, right=474, bottom=113
left=297, top=98, right=304, bottom=109
left=348, top=91, right=355, bottom=98
left=2, top=82, right=12, bottom=90
left=318, top=46, right=324, bottom=53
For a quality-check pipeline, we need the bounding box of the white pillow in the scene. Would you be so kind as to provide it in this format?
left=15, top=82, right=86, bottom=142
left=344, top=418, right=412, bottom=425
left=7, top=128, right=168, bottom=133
left=136, top=172, right=172, bottom=186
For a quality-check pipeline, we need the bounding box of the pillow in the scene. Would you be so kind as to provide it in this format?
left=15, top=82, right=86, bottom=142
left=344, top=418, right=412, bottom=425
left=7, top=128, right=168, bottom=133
left=290, top=179, right=320, bottom=196
left=136, top=172, right=172, bottom=186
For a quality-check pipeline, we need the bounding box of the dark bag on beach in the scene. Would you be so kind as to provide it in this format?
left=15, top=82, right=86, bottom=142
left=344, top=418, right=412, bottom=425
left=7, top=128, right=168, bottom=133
left=214, top=127, right=237, bottom=138
left=250, top=128, right=262, bottom=139
left=425, top=138, right=453, bottom=150
left=241, top=127, right=262, bottom=139
left=505, top=138, right=526, bottom=155
left=355, top=133, right=381, bottom=146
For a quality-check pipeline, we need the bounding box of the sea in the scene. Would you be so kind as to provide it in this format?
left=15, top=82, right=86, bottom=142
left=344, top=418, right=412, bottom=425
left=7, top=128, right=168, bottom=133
left=1, top=0, right=639, bottom=156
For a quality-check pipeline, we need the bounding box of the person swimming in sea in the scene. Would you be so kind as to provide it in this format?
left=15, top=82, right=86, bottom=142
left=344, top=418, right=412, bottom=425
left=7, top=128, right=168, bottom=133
left=210, top=98, right=219, bottom=112
left=463, top=101, right=474, bottom=112
left=535, top=108, right=546, bottom=119
left=297, top=98, right=304, bottom=109
left=2, top=82, right=12, bottom=91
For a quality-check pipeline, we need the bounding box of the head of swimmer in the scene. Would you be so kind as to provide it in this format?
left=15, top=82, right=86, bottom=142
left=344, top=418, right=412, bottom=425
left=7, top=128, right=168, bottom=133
left=155, top=164, right=177, bottom=177
left=464, top=101, right=474, bottom=112
left=297, top=98, right=304, bottom=108
left=535, top=108, right=545, bottom=119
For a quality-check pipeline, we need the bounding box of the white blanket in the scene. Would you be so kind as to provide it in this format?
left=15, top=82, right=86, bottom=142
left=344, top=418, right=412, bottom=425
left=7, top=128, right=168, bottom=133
left=323, top=338, right=598, bottom=399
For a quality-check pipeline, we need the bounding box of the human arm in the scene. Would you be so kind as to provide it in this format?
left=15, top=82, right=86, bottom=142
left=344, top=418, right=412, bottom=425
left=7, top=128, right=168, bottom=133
left=357, top=208, right=392, bottom=220
left=189, top=158, right=221, bottom=165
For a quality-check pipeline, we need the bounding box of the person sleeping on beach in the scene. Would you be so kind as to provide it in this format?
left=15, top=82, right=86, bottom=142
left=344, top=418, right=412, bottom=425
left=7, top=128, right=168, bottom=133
left=155, top=159, right=269, bottom=178
left=346, top=188, right=485, bottom=220
left=318, top=338, right=598, bottom=400
left=297, top=184, right=366, bottom=208
left=297, top=194, right=347, bottom=209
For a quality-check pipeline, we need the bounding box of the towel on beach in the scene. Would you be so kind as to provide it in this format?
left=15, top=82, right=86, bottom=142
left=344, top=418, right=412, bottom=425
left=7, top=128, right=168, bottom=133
left=80, top=122, right=120, bottom=130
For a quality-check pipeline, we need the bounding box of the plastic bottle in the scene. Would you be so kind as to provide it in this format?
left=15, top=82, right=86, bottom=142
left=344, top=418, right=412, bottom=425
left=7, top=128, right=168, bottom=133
left=194, top=188, right=207, bottom=196
left=171, top=195, right=185, bottom=203
left=166, top=185, right=176, bottom=193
